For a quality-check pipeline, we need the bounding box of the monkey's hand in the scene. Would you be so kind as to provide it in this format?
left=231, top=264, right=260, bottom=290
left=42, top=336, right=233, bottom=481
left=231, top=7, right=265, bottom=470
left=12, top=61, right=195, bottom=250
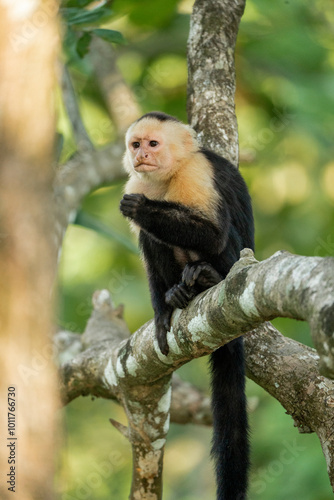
left=165, top=283, right=196, bottom=309
left=120, top=193, right=146, bottom=220
left=182, top=262, right=222, bottom=288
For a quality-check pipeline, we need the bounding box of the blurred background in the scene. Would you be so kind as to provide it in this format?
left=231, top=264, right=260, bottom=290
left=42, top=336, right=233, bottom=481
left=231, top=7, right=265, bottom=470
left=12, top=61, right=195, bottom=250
left=56, top=0, right=334, bottom=498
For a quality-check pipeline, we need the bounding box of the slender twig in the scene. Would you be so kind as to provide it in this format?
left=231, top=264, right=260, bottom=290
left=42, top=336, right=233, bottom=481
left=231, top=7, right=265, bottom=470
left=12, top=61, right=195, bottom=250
left=61, top=64, right=94, bottom=151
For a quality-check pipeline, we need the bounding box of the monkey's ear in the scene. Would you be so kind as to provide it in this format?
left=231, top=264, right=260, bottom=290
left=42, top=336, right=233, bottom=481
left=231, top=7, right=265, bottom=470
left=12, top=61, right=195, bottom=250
left=181, top=124, right=198, bottom=151
left=184, top=124, right=197, bottom=139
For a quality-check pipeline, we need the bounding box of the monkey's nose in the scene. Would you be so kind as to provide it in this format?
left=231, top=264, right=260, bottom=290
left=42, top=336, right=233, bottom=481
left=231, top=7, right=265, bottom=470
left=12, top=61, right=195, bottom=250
left=136, top=150, right=148, bottom=159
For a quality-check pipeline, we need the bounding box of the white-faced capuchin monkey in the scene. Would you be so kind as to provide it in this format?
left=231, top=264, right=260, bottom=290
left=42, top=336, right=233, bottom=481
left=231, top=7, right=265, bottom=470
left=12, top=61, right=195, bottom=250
left=120, top=111, right=254, bottom=500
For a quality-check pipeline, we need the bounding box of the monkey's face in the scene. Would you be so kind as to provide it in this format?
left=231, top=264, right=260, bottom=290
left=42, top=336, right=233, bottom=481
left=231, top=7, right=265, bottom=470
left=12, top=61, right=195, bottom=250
left=127, top=132, right=165, bottom=174
left=123, top=117, right=198, bottom=181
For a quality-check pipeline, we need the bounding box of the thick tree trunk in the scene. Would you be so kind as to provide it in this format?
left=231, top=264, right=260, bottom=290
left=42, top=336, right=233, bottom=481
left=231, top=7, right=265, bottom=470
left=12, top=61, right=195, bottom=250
left=0, top=1, right=60, bottom=499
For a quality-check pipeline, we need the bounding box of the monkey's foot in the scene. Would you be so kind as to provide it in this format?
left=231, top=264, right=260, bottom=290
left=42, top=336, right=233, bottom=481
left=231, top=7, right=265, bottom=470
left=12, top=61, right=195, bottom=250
left=165, top=283, right=195, bottom=309
left=182, top=262, right=222, bottom=288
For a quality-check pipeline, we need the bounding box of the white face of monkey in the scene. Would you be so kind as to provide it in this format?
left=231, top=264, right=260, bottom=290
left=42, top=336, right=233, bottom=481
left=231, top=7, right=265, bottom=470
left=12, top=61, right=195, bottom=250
left=123, top=117, right=198, bottom=181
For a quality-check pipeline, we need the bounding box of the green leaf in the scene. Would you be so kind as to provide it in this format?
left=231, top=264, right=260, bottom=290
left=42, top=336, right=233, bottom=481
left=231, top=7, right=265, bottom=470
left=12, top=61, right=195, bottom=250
left=64, top=7, right=112, bottom=26
left=92, top=28, right=126, bottom=45
left=64, top=0, right=95, bottom=8
left=112, top=0, right=179, bottom=29
left=60, top=7, right=81, bottom=20
left=76, top=32, right=92, bottom=58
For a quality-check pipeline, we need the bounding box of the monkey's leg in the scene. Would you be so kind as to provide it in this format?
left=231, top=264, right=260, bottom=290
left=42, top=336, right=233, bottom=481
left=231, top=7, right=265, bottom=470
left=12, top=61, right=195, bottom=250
left=182, top=262, right=222, bottom=289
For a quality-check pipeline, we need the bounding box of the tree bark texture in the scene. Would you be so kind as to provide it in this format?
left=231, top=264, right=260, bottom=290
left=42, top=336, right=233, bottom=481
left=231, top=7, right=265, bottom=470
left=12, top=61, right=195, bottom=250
left=0, top=1, right=60, bottom=499
left=187, top=0, right=246, bottom=165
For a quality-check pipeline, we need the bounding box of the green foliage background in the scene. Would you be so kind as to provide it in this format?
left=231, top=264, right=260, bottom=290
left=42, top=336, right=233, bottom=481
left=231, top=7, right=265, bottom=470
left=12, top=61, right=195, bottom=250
left=57, top=1, right=334, bottom=498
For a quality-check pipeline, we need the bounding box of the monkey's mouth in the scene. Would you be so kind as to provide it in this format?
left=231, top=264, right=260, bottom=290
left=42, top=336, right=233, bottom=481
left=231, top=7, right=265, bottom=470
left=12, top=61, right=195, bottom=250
left=135, top=163, right=158, bottom=172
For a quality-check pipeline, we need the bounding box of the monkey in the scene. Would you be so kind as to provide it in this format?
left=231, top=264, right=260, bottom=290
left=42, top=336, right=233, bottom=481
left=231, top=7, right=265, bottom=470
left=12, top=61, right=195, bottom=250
left=120, top=111, right=254, bottom=500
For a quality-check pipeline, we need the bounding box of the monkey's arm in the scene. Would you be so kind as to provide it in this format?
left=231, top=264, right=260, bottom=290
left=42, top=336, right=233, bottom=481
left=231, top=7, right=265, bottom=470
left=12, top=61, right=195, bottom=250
left=120, top=194, right=230, bottom=254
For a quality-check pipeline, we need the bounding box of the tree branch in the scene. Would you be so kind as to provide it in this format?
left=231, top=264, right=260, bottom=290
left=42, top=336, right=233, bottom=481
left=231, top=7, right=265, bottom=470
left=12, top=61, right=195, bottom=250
left=53, top=143, right=125, bottom=253
left=57, top=250, right=334, bottom=490
left=55, top=292, right=212, bottom=427
left=61, top=65, right=94, bottom=151
left=244, top=322, right=334, bottom=486
left=89, top=37, right=141, bottom=134
left=187, top=0, right=246, bottom=164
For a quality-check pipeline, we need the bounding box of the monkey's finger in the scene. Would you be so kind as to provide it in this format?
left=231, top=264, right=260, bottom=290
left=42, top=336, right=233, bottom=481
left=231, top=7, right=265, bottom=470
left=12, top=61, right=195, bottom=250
left=191, top=262, right=215, bottom=280
left=165, top=285, right=183, bottom=307
left=182, top=265, right=192, bottom=286
left=120, top=211, right=137, bottom=221
left=119, top=203, right=135, bottom=216
left=166, top=284, right=193, bottom=309
left=120, top=199, right=140, bottom=216
left=156, top=328, right=169, bottom=356
left=182, top=265, right=197, bottom=287
left=178, top=284, right=194, bottom=302
left=120, top=198, right=139, bottom=207
left=163, top=316, right=171, bottom=332
left=166, top=293, right=188, bottom=309
left=122, top=193, right=140, bottom=200
left=200, top=265, right=222, bottom=283
left=120, top=205, right=136, bottom=215
left=160, top=343, right=169, bottom=356
left=192, top=265, right=205, bottom=282
left=122, top=193, right=146, bottom=203
left=197, top=269, right=222, bottom=287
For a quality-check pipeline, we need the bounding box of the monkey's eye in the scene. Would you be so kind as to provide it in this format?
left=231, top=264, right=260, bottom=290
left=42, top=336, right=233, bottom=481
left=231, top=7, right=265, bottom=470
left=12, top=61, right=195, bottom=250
left=132, top=142, right=140, bottom=149
left=149, top=140, right=159, bottom=147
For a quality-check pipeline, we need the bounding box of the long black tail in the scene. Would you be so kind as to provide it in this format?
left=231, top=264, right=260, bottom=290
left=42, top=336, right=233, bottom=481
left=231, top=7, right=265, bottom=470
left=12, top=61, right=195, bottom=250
left=210, top=337, right=249, bottom=500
